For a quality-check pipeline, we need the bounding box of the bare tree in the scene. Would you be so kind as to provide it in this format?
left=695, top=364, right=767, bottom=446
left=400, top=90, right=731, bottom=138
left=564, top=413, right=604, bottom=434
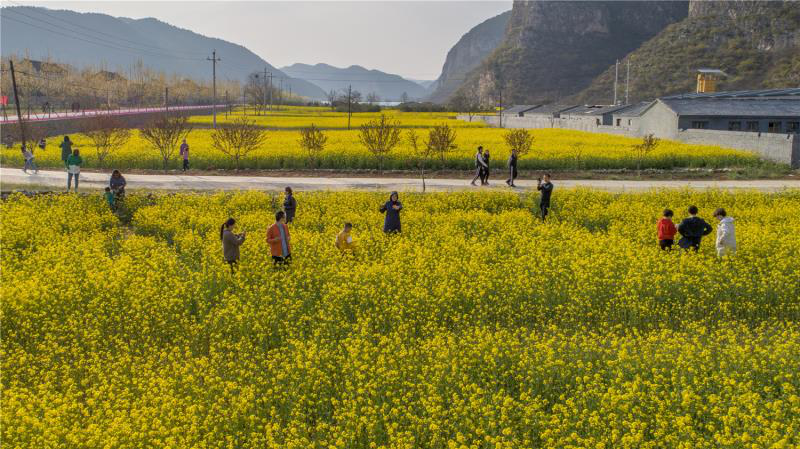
left=359, top=114, right=401, bottom=172
left=407, top=130, right=432, bottom=192
left=140, top=114, right=191, bottom=170
left=211, top=116, right=267, bottom=170
left=298, top=124, right=328, bottom=168
left=570, top=142, right=584, bottom=170
left=400, top=92, right=409, bottom=103
left=632, top=133, right=659, bottom=176
left=503, top=129, right=535, bottom=158
left=81, top=115, right=131, bottom=167
left=326, top=89, right=337, bottom=111
left=366, top=92, right=380, bottom=105
left=449, top=90, right=481, bottom=122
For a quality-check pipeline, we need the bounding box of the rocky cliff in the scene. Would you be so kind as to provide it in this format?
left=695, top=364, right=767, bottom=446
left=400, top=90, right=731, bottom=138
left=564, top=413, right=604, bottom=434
left=427, top=11, right=510, bottom=103
left=451, top=1, right=689, bottom=106
left=574, top=0, right=800, bottom=103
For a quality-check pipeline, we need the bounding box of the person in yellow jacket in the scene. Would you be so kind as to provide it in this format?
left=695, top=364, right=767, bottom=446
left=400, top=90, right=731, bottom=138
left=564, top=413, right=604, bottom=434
left=335, top=222, right=355, bottom=254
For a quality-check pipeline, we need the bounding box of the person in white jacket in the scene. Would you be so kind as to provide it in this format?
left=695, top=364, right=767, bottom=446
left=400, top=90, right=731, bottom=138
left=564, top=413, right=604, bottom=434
left=713, top=208, right=736, bottom=257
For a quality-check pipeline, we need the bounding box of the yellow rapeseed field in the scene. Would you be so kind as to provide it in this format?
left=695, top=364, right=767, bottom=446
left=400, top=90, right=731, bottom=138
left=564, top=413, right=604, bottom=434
left=1, top=108, right=762, bottom=171
left=2, top=189, right=799, bottom=448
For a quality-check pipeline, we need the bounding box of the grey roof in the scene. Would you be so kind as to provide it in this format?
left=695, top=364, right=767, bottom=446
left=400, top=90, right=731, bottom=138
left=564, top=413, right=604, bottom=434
left=659, top=98, right=800, bottom=117
left=662, top=88, right=800, bottom=100
left=612, top=101, right=654, bottom=117
left=503, top=104, right=540, bottom=115
left=562, top=104, right=629, bottom=116
left=524, top=104, right=576, bottom=116
left=697, top=69, right=727, bottom=76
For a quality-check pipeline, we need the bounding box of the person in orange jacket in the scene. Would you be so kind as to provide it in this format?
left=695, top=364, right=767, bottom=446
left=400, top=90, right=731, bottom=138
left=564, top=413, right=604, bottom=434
left=657, top=208, right=678, bottom=250
left=267, top=210, right=291, bottom=266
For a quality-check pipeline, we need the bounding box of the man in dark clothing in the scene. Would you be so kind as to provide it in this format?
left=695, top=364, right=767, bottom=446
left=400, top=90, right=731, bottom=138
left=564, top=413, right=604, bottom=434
left=283, top=186, right=297, bottom=224
left=677, top=205, right=713, bottom=251
left=537, top=173, right=554, bottom=221
left=506, top=149, right=518, bottom=187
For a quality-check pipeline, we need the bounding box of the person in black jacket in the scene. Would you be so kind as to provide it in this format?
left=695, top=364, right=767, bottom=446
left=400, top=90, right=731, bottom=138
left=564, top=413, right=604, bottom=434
left=283, top=186, right=297, bottom=224
left=506, top=149, right=518, bottom=187
left=537, top=173, right=554, bottom=221
left=677, top=205, right=713, bottom=251
left=380, top=191, right=402, bottom=233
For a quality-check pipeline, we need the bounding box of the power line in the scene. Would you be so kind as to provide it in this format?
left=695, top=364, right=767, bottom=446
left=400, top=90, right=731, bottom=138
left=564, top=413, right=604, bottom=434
left=4, top=3, right=208, bottom=58
left=1, top=13, right=204, bottom=61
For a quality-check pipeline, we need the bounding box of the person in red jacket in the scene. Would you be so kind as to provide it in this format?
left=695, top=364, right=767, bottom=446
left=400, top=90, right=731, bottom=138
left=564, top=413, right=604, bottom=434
left=657, top=209, right=677, bottom=250
left=267, top=211, right=291, bottom=266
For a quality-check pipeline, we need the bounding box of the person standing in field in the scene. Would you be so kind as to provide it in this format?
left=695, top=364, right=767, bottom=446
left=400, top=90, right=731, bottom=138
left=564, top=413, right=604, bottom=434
left=179, top=138, right=190, bottom=172
left=283, top=187, right=297, bottom=224
left=60, top=136, right=72, bottom=169
left=470, top=146, right=487, bottom=186
left=21, top=145, right=38, bottom=174
left=38, top=138, right=46, bottom=151
left=713, top=208, right=736, bottom=257
left=481, top=149, right=491, bottom=185
left=380, top=191, right=403, bottom=233
left=110, top=170, right=127, bottom=196
left=221, top=218, right=246, bottom=273
left=537, top=173, right=554, bottom=221
left=267, top=211, right=291, bottom=266
left=677, top=205, right=713, bottom=251
left=506, top=149, right=518, bottom=187
left=66, top=149, right=82, bottom=192
left=335, top=222, right=356, bottom=254
left=657, top=209, right=677, bottom=250
left=104, top=187, right=116, bottom=211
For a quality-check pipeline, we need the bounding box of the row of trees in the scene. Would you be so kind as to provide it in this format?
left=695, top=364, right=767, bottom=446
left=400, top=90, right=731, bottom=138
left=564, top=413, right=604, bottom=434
left=1, top=56, right=241, bottom=113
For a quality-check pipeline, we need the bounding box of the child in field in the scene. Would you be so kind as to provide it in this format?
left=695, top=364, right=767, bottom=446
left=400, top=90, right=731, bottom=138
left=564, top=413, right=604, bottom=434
left=657, top=209, right=677, bottom=250
left=104, top=187, right=115, bottom=211
left=713, top=208, right=737, bottom=257
left=335, top=223, right=355, bottom=254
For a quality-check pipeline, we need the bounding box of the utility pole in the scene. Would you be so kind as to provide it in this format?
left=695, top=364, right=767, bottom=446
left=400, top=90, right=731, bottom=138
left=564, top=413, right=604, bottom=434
left=347, top=84, right=352, bottom=130
left=9, top=61, right=27, bottom=147
left=498, top=87, right=503, bottom=128
left=165, top=86, right=169, bottom=111
left=262, top=67, right=269, bottom=115
left=268, top=72, right=273, bottom=111
left=278, top=77, right=283, bottom=111
left=625, top=58, right=630, bottom=105
left=225, top=90, right=229, bottom=117
left=288, top=85, right=292, bottom=105
left=613, top=59, right=619, bottom=105
left=207, top=50, right=221, bottom=127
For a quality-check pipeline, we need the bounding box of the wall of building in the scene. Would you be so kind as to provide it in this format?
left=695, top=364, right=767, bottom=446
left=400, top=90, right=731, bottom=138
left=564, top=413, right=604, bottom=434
left=460, top=114, right=799, bottom=167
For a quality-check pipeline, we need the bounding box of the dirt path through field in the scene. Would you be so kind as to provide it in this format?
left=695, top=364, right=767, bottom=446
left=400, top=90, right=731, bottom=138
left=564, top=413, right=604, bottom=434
left=3, top=167, right=799, bottom=192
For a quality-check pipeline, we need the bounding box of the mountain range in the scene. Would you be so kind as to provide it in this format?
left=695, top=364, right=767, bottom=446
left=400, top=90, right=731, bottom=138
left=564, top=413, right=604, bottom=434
left=0, top=6, right=327, bottom=99
left=280, top=63, right=428, bottom=101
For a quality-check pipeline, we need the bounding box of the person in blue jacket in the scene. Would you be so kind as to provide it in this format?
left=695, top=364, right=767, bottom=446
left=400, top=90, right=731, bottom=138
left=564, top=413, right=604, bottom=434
left=380, top=191, right=403, bottom=233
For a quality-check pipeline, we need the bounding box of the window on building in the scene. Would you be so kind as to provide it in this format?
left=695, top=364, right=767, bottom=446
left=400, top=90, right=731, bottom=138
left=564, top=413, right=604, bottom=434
left=768, top=121, right=782, bottom=133
left=691, top=121, right=709, bottom=129
left=728, top=121, right=741, bottom=131
left=628, top=119, right=632, bottom=126
left=746, top=121, right=759, bottom=132
left=787, top=122, right=799, bottom=133
left=596, top=118, right=601, bottom=126
left=616, top=118, right=621, bottom=126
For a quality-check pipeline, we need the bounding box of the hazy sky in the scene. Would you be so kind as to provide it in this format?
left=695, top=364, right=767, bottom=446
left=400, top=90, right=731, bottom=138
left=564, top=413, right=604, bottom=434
left=13, top=1, right=512, bottom=79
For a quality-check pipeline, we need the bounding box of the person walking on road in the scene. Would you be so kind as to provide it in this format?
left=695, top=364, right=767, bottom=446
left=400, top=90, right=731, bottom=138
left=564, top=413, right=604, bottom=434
left=267, top=211, right=292, bottom=266
left=283, top=187, right=297, bottom=224
left=221, top=218, right=246, bottom=273
left=713, top=208, right=736, bottom=257
left=506, top=149, right=518, bottom=187
left=60, top=136, right=73, bottom=169
left=537, top=173, right=554, bottom=221
left=677, top=205, right=713, bottom=251
left=481, top=149, right=491, bottom=185
left=380, top=191, right=403, bottom=233
left=179, top=139, right=190, bottom=171
left=66, top=149, right=83, bottom=191
left=470, top=146, right=487, bottom=186
left=657, top=209, right=677, bottom=250
left=21, top=145, right=38, bottom=174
